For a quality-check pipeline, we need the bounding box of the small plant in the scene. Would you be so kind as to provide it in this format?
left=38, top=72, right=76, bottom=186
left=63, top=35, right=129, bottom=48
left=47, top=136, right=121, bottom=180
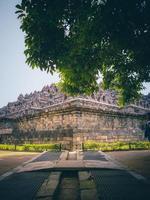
left=83, top=141, right=150, bottom=151
left=0, top=143, right=60, bottom=152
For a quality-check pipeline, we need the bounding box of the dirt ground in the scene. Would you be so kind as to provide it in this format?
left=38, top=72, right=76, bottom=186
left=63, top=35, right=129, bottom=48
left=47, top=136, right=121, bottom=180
left=0, top=151, right=39, bottom=175
left=107, top=150, right=150, bottom=180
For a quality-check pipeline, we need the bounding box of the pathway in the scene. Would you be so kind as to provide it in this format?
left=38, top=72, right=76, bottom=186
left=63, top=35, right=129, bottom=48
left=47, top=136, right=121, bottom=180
left=0, top=150, right=149, bottom=200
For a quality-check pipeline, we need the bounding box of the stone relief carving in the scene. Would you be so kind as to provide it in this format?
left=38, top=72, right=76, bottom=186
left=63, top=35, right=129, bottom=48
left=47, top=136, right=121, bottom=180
left=0, top=84, right=150, bottom=119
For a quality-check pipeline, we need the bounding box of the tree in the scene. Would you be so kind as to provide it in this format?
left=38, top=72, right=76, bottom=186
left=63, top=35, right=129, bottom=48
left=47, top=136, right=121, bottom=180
left=16, top=0, right=150, bottom=105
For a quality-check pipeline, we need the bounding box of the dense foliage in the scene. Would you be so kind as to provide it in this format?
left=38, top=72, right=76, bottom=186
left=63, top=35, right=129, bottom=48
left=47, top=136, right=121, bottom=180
left=16, top=0, right=150, bottom=105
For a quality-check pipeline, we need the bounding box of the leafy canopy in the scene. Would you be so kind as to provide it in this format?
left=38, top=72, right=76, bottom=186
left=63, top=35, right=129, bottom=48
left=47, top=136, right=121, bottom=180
left=16, top=0, right=150, bottom=105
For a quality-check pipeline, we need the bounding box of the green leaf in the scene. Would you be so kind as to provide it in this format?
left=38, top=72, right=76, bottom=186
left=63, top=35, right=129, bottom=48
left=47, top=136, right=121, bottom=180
left=16, top=4, right=22, bottom=9
left=15, top=0, right=150, bottom=105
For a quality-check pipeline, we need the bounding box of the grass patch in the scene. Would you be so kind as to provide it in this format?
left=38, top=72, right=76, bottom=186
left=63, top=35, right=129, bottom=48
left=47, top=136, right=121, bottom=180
left=83, top=141, right=150, bottom=151
left=0, top=143, right=60, bottom=152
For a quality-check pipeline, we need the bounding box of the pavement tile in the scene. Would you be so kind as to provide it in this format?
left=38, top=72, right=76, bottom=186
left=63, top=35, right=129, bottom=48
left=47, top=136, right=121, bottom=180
left=78, top=171, right=90, bottom=181
left=80, top=179, right=96, bottom=190
left=17, top=161, right=54, bottom=172
left=84, top=160, right=123, bottom=169
left=35, top=172, right=61, bottom=199
left=32, top=151, right=61, bottom=162
left=0, top=171, right=49, bottom=200
left=55, top=160, right=84, bottom=168
left=80, top=189, right=99, bottom=200
left=92, top=169, right=150, bottom=200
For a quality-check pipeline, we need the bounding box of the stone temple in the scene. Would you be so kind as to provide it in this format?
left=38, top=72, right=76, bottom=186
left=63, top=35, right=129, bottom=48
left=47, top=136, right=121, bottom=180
left=0, top=84, right=150, bottom=150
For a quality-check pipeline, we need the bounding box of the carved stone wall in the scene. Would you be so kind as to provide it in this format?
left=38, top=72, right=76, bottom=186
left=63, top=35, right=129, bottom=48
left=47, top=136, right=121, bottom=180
left=73, top=112, right=145, bottom=149
left=0, top=84, right=150, bottom=120
left=0, top=99, right=147, bottom=150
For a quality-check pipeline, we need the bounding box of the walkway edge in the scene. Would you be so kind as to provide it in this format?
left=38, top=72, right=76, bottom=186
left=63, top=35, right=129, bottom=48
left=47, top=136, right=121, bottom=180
left=0, top=151, right=46, bottom=181
left=99, top=151, right=148, bottom=183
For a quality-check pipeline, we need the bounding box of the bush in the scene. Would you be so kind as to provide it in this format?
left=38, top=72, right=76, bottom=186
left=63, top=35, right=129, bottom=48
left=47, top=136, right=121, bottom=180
left=22, top=143, right=60, bottom=152
left=0, top=144, right=16, bottom=151
left=0, top=143, right=60, bottom=152
left=83, top=141, right=150, bottom=151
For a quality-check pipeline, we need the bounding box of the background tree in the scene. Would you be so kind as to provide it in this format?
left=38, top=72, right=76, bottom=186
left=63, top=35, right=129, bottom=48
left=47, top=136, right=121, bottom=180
left=16, top=0, right=150, bottom=105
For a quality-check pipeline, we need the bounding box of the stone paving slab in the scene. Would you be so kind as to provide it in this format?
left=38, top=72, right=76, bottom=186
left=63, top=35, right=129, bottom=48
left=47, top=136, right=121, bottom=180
left=17, top=161, right=55, bottom=172
left=35, top=172, right=61, bottom=199
left=32, top=151, right=61, bottom=162
left=78, top=171, right=99, bottom=200
left=83, top=151, right=107, bottom=161
left=13, top=150, right=127, bottom=173
left=54, top=171, right=80, bottom=200
left=55, top=160, right=85, bottom=169
left=54, top=150, right=123, bottom=170
left=17, top=151, right=123, bottom=171
left=84, top=160, right=123, bottom=170
left=0, top=151, right=150, bottom=200
left=16, top=151, right=64, bottom=173
left=59, top=151, right=69, bottom=160
left=0, top=171, right=49, bottom=200
left=91, top=169, right=150, bottom=200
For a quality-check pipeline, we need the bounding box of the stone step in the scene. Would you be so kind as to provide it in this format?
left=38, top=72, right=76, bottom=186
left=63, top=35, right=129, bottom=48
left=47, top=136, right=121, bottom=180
left=34, top=172, right=61, bottom=200
left=54, top=171, right=80, bottom=200
left=67, top=151, right=77, bottom=160
left=79, top=171, right=99, bottom=200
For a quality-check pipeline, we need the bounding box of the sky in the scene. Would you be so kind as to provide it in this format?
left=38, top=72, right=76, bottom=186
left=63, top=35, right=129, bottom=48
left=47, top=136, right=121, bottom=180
left=0, top=0, right=150, bottom=108
left=0, top=0, right=60, bottom=108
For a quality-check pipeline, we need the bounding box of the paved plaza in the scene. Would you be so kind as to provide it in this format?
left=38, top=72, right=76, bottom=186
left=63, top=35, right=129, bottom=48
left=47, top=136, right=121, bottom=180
left=0, top=151, right=38, bottom=176
left=107, top=150, right=150, bottom=180
left=0, top=150, right=150, bottom=200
